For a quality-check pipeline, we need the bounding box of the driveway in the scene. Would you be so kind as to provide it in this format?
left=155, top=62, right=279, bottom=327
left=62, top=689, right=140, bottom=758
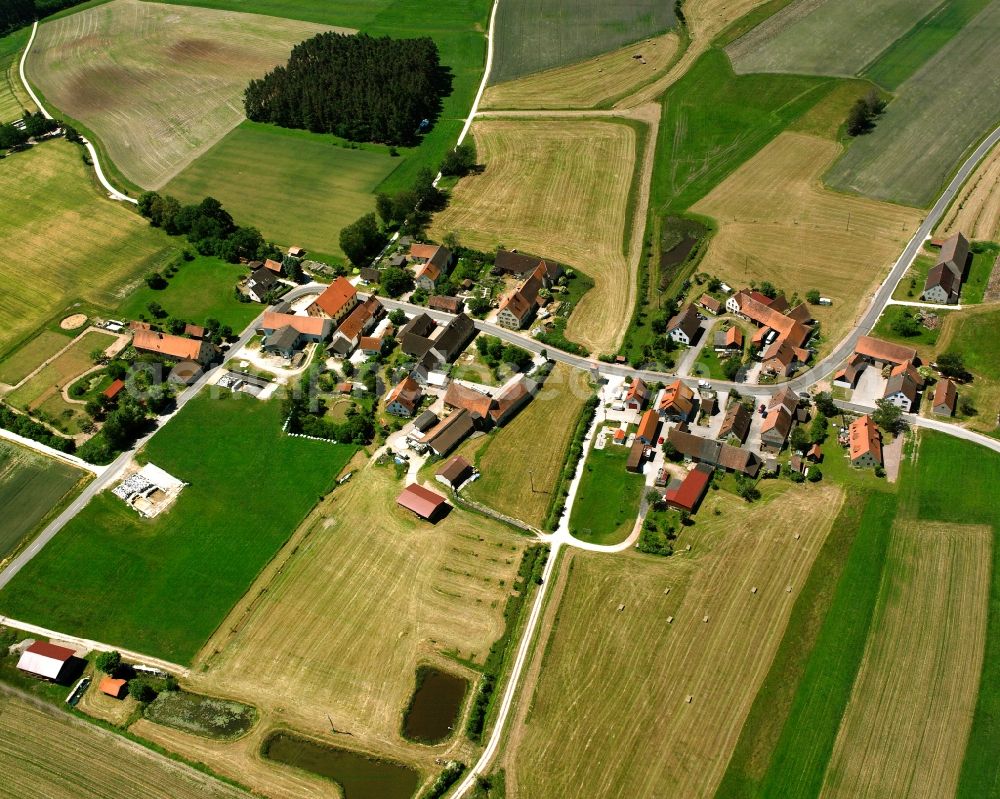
left=852, top=366, right=885, bottom=407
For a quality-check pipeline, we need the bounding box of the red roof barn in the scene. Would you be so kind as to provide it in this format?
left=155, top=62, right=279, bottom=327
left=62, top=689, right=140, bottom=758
left=396, top=484, right=449, bottom=521
left=664, top=464, right=713, bottom=512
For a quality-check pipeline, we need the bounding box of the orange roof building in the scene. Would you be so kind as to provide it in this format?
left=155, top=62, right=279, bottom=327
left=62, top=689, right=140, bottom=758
left=637, top=408, right=660, bottom=445
left=99, top=676, right=128, bottom=699
left=263, top=258, right=283, bottom=274
left=658, top=380, right=695, bottom=420
left=132, top=330, right=213, bottom=364
left=443, top=382, right=496, bottom=420
left=103, top=379, right=126, bottom=401
left=854, top=336, right=918, bottom=367
left=385, top=376, right=422, bottom=417
left=849, top=415, right=882, bottom=467
left=308, top=277, right=359, bottom=322
left=260, top=311, right=331, bottom=338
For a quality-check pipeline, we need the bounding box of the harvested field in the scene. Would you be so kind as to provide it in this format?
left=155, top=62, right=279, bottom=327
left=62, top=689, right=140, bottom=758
left=430, top=118, right=637, bottom=353
left=0, top=440, right=87, bottom=562
left=826, top=0, right=1000, bottom=207
left=506, top=484, right=844, bottom=798
left=166, top=122, right=398, bottom=257
left=489, top=0, right=675, bottom=85
left=0, top=690, right=249, bottom=799
left=938, top=141, right=1000, bottom=241
left=459, top=363, right=591, bottom=527
left=726, top=0, right=940, bottom=77
left=692, top=132, right=921, bottom=353
left=187, top=464, right=526, bottom=768
left=482, top=33, right=680, bottom=110
left=821, top=522, right=991, bottom=799
left=0, top=27, right=35, bottom=123
left=27, top=0, right=337, bottom=188
left=0, top=139, right=175, bottom=359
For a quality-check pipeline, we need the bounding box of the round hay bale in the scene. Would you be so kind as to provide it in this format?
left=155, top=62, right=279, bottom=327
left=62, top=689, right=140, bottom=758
left=60, top=313, right=87, bottom=330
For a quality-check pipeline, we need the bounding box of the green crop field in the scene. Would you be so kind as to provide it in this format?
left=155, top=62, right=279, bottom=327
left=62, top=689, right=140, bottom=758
left=0, top=330, right=73, bottom=388
left=567, top=426, right=644, bottom=545
left=649, top=50, right=835, bottom=214
left=826, top=0, right=1000, bottom=207
left=489, top=0, right=675, bottom=84
left=943, top=306, right=1000, bottom=383
left=726, top=0, right=941, bottom=78
left=116, top=254, right=261, bottom=331
left=0, top=140, right=176, bottom=360
left=0, top=395, right=355, bottom=663
left=0, top=27, right=35, bottom=123
left=862, top=0, right=993, bottom=89
left=165, top=123, right=399, bottom=257
left=0, top=441, right=88, bottom=561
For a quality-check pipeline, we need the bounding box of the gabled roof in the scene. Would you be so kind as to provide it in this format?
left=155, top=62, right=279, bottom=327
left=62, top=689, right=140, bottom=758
left=310, top=277, right=357, bottom=319
left=415, top=262, right=441, bottom=282
left=667, top=305, right=701, bottom=338
left=625, top=378, right=649, bottom=405
left=438, top=455, right=474, bottom=486
left=761, top=407, right=793, bottom=441
left=264, top=325, right=301, bottom=351
left=849, top=415, right=882, bottom=463
left=399, top=312, right=436, bottom=339
left=933, top=378, right=957, bottom=411
left=16, top=641, right=75, bottom=680
left=936, top=231, right=969, bottom=279
left=884, top=361, right=921, bottom=403
left=432, top=314, right=476, bottom=361
left=769, top=386, right=799, bottom=415
left=718, top=402, right=750, bottom=442
left=335, top=297, right=382, bottom=342
left=489, top=375, right=532, bottom=425
left=359, top=336, right=383, bottom=352
left=659, top=379, right=695, bottom=417
left=261, top=311, right=330, bottom=338
left=786, top=303, right=813, bottom=324
left=248, top=266, right=278, bottom=292
left=386, top=376, right=422, bottom=413
left=428, top=295, right=462, bottom=313
left=421, top=409, right=476, bottom=454
left=103, top=379, right=125, bottom=400
left=444, top=382, right=495, bottom=419
left=924, top=262, right=960, bottom=295
left=667, top=428, right=760, bottom=476
left=396, top=483, right=448, bottom=519
left=133, top=330, right=206, bottom=361
left=413, top=409, right=439, bottom=432
left=494, top=249, right=560, bottom=279
left=664, top=464, right=712, bottom=511
left=637, top=408, right=659, bottom=442
left=409, top=243, right=451, bottom=271
left=854, top=335, right=917, bottom=365
left=699, top=294, right=721, bottom=313
left=263, top=258, right=283, bottom=274
left=99, top=676, right=127, bottom=697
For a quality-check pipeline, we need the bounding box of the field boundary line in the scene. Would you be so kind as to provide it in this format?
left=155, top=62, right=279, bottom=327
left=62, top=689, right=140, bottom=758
left=457, top=0, right=499, bottom=148
left=19, top=20, right=136, bottom=204
left=0, top=427, right=102, bottom=474
left=0, top=614, right=190, bottom=675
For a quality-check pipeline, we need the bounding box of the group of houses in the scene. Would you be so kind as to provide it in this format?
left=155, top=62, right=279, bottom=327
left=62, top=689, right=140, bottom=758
left=835, top=336, right=928, bottom=412
left=726, top=289, right=815, bottom=378
left=922, top=231, right=970, bottom=305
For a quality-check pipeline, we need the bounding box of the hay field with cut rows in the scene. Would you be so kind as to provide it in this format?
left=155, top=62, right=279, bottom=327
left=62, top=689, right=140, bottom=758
left=458, top=363, right=592, bottom=528
left=938, top=141, right=1000, bottom=240
left=0, top=27, right=35, bottom=123
left=27, top=0, right=337, bottom=189
left=0, top=140, right=175, bottom=359
left=482, top=33, right=680, bottom=110
left=820, top=521, right=991, bottom=799
left=187, top=464, right=526, bottom=770
left=505, top=484, right=844, bottom=798
left=430, top=118, right=638, bottom=353
left=692, top=132, right=921, bottom=352
left=0, top=691, right=249, bottom=799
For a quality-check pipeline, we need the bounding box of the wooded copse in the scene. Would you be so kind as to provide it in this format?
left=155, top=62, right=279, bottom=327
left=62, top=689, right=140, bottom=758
left=243, top=32, right=451, bottom=146
left=1, top=0, right=90, bottom=35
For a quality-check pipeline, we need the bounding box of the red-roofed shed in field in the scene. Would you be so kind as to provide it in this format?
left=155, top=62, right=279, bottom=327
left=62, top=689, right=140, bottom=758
left=99, top=676, right=128, bottom=698
left=396, top=483, right=449, bottom=521
left=103, top=379, right=126, bottom=401
left=16, top=641, right=78, bottom=682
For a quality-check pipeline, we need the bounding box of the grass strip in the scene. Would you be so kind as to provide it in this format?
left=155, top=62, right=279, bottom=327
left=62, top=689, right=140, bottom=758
left=542, top=394, right=598, bottom=531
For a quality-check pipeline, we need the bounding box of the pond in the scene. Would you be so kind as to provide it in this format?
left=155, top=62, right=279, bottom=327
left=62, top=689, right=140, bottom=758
left=262, top=732, right=419, bottom=799
left=143, top=690, right=256, bottom=740
left=402, top=666, right=469, bottom=744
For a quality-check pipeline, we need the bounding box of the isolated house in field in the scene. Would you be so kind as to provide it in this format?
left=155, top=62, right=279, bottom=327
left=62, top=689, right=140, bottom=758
left=625, top=378, right=649, bottom=411
left=260, top=312, right=331, bottom=358
left=664, top=463, right=713, bottom=512
left=16, top=641, right=78, bottom=683
left=849, top=414, right=882, bottom=468
left=922, top=262, right=961, bottom=304
left=666, top=305, right=701, bottom=346
left=882, top=360, right=923, bottom=412
left=636, top=408, right=660, bottom=446
left=714, top=325, right=743, bottom=353
left=385, top=376, right=422, bottom=417
left=99, top=676, right=128, bottom=699
left=718, top=402, right=751, bottom=444
left=853, top=336, right=918, bottom=369
left=396, top=483, right=449, bottom=521
left=658, top=379, right=695, bottom=421
left=246, top=266, right=279, bottom=303
left=626, top=440, right=646, bottom=473
left=437, top=455, right=476, bottom=490
left=132, top=330, right=215, bottom=365
left=308, top=277, right=358, bottom=324
left=932, top=378, right=957, bottom=417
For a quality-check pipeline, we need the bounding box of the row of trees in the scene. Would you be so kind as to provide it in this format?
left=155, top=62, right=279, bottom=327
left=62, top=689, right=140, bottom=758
left=137, top=193, right=278, bottom=264
left=244, top=33, right=450, bottom=146
left=0, top=402, right=75, bottom=453
left=0, top=112, right=60, bottom=150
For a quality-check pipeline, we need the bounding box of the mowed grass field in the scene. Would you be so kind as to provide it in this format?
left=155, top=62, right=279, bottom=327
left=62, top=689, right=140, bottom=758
left=0, top=27, right=35, bottom=123
left=820, top=521, right=991, bottom=799
left=165, top=122, right=398, bottom=256
left=726, top=0, right=941, bottom=78
left=117, top=254, right=261, bottom=331
left=0, top=691, right=250, bottom=799
left=489, top=0, right=675, bottom=85
left=692, top=132, right=920, bottom=352
left=430, top=118, right=637, bottom=353
left=0, top=330, right=73, bottom=387
left=0, top=395, right=355, bottom=663
left=568, top=427, right=645, bottom=545
left=506, top=484, right=844, bottom=798
left=483, top=33, right=679, bottom=110
left=826, top=0, right=1000, bottom=207
left=27, top=0, right=335, bottom=189
left=0, top=140, right=176, bottom=359
left=0, top=441, right=88, bottom=562
left=188, top=464, right=526, bottom=769
left=931, top=305, right=1000, bottom=436
left=459, top=363, right=591, bottom=527
left=938, top=141, right=1000, bottom=241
